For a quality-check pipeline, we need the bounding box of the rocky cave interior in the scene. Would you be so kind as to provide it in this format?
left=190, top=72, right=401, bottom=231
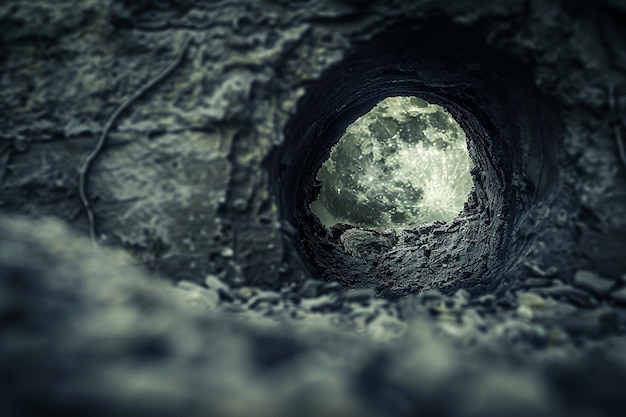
left=272, top=17, right=563, bottom=297
left=1, top=1, right=626, bottom=416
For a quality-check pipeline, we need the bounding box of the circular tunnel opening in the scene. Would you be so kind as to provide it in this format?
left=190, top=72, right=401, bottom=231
left=310, top=96, right=475, bottom=231
left=271, top=17, right=562, bottom=298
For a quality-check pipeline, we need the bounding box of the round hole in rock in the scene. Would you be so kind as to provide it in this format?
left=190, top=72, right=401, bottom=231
left=310, top=96, right=474, bottom=231
left=270, top=17, right=563, bottom=297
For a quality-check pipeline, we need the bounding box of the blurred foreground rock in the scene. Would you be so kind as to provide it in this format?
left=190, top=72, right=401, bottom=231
left=2, top=214, right=626, bottom=416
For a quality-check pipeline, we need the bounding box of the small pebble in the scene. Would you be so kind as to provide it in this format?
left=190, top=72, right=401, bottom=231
left=235, top=287, right=255, bottom=301
left=342, top=288, right=375, bottom=301
left=573, top=270, right=615, bottom=295
left=517, top=292, right=551, bottom=310
left=610, top=287, right=626, bottom=304
left=205, top=274, right=230, bottom=292
left=299, top=280, right=319, bottom=298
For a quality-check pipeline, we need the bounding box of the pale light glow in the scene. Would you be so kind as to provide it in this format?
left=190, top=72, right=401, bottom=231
left=311, top=96, right=474, bottom=230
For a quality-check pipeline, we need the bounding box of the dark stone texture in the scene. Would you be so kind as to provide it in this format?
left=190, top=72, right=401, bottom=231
left=1, top=0, right=626, bottom=416
left=272, top=14, right=565, bottom=296
left=2, top=214, right=626, bottom=417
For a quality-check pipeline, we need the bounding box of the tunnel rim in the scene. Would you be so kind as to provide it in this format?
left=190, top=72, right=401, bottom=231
left=268, top=16, right=563, bottom=297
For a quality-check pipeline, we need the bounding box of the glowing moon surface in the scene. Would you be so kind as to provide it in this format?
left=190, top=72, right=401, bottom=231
left=311, top=96, right=474, bottom=230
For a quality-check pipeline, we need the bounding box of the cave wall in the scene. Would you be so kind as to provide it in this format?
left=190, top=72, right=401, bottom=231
left=0, top=1, right=625, bottom=294
left=1, top=0, right=626, bottom=416
left=1, top=0, right=625, bottom=294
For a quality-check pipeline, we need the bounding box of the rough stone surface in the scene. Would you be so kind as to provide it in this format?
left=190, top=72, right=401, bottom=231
left=2, top=214, right=626, bottom=417
left=340, top=228, right=396, bottom=261
left=1, top=0, right=626, bottom=416
left=573, top=270, right=616, bottom=295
